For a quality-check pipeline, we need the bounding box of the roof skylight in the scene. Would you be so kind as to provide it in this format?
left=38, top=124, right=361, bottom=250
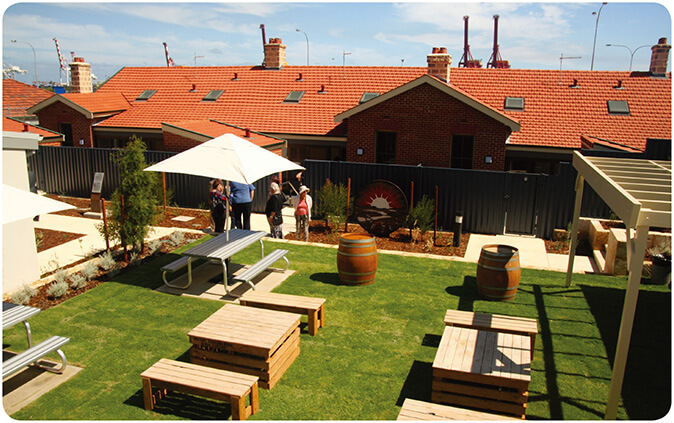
left=607, top=100, right=630, bottom=115
left=504, top=97, right=525, bottom=110
left=360, top=92, right=380, bottom=103
left=202, top=90, right=224, bottom=102
left=284, top=91, right=305, bottom=103
left=135, top=90, right=157, bottom=101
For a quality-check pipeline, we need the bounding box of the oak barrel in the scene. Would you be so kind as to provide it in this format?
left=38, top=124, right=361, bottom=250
left=476, top=244, right=521, bottom=300
left=337, top=233, right=378, bottom=285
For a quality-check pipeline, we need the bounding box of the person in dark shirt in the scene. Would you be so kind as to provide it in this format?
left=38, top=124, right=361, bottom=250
left=265, top=182, right=284, bottom=238
left=209, top=179, right=227, bottom=233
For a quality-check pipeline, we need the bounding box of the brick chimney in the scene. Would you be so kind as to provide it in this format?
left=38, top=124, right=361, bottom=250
left=427, top=47, right=452, bottom=82
left=70, top=57, right=92, bottom=93
left=649, top=37, right=671, bottom=76
left=264, top=38, right=286, bottom=69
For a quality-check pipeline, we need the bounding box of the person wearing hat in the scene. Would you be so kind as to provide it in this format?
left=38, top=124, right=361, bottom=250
left=294, top=185, right=312, bottom=241
left=265, top=182, right=285, bottom=239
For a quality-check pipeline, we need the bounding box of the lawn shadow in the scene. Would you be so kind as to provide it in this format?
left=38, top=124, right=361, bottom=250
left=125, top=388, right=232, bottom=420
left=310, top=272, right=342, bottom=286
left=581, top=284, right=671, bottom=420
left=395, top=360, right=434, bottom=406
left=444, top=275, right=478, bottom=311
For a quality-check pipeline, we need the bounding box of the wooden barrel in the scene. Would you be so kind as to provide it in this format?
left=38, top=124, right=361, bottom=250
left=337, top=233, right=378, bottom=285
left=476, top=244, right=521, bottom=300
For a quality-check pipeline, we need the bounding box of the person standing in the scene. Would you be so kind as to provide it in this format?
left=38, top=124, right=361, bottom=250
left=229, top=181, right=255, bottom=230
left=209, top=179, right=227, bottom=233
left=294, top=185, right=312, bottom=241
left=265, top=182, right=285, bottom=238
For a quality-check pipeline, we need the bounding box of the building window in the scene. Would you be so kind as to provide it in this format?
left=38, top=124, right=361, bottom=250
left=607, top=100, right=630, bottom=115
left=360, top=92, right=380, bottom=103
left=284, top=91, right=305, bottom=103
left=202, top=90, right=224, bottom=102
left=59, top=122, right=73, bottom=146
left=451, top=135, right=474, bottom=169
left=135, top=90, right=157, bottom=101
left=375, top=131, right=396, bottom=164
left=504, top=97, right=524, bottom=111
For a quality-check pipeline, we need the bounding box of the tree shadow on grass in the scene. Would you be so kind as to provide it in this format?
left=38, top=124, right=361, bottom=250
left=445, top=275, right=479, bottom=312
left=125, top=388, right=233, bottom=420
left=580, top=284, right=671, bottom=420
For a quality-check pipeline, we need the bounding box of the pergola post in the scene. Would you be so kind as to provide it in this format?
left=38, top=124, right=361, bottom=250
left=604, top=224, right=649, bottom=419
left=565, top=174, right=584, bottom=287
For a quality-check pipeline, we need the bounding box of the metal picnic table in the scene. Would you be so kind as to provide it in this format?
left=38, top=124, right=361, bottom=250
left=180, top=229, right=266, bottom=294
left=3, top=302, right=41, bottom=347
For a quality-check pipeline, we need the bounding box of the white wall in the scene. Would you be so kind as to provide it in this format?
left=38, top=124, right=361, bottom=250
left=2, top=132, right=41, bottom=296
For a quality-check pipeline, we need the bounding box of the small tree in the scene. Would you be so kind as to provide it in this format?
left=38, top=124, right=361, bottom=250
left=405, top=195, right=435, bottom=241
left=315, top=181, right=352, bottom=232
left=99, top=136, right=160, bottom=257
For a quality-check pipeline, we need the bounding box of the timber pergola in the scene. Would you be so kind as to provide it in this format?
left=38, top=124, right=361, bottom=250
left=565, top=151, right=671, bottom=419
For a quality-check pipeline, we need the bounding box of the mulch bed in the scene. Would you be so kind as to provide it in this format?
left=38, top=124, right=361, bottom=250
left=35, top=228, right=86, bottom=253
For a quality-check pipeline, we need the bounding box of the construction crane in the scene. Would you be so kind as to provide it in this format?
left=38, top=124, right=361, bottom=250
left=487, top=15, right=511, bottom=69
left=458, top=16, right=482, bottom=68
left=53, top=38, right=69, bottom=85
left=163, top=42, right=176, bottom=67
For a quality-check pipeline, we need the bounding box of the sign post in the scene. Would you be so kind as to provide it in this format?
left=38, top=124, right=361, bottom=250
left=84, top=172, right=105, bottom=218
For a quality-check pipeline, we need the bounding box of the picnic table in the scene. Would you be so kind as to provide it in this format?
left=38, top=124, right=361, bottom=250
left=188, top=304, right=301, bottom=389
left=163, top=229, right=266, bottom=294
left=432, top=325, right=531, bottom=418
left=3, top=302, right=41, bottom=347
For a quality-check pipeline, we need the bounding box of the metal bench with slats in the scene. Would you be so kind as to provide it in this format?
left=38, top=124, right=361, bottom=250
left=232, top=249, right=289, bottom=291
left=161, top=256, right=192, bottom=289
left=3, top=335, right=70, bottom=379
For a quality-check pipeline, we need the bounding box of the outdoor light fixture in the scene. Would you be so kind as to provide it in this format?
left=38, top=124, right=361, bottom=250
left=485, top=155, right=493, bottom=164
left=356, top=148, right=364, bottom=156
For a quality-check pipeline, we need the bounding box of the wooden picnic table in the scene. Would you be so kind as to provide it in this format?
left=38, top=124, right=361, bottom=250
left=432, top=325, right=531, bottom=418
left=180, top=229, right=266, bottom=294
left=188, top=304, right=301, bottom=389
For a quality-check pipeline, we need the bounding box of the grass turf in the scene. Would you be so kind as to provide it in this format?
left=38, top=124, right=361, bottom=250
left=3, top=238, right=670, bottom=420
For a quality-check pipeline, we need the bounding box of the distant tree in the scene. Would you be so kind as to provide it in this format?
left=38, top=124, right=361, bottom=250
left=99, top=136, right=159, bottom=257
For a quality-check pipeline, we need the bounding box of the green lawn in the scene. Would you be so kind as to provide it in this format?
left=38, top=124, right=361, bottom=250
left=4, top=238, right=670, bottom=420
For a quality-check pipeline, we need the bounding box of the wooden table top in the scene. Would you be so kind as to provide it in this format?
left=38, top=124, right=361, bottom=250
left=188, top=304, right=301, bottom=357
left=444, top=309, right=538, bottom=336
left=433, top=325, right=531, bottom=389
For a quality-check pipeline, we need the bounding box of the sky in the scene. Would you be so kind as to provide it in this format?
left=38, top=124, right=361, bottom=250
left=2, top=1, right=672, bottom=86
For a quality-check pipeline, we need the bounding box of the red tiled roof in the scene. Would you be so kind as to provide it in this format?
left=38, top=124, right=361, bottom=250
left=91, top=65, right=670, bottom=151
left=163, top=119, right=284, bottom=148
left=60, top=92, right=131, bottom=114
left=3, top=116, right=63, bottom=141
left=2, top=79, right=54, bottom=117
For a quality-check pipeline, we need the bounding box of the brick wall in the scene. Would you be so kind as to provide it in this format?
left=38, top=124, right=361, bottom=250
left=345, top=83, right=511, bottom=170
left=35, top=101, right=94, bottom=147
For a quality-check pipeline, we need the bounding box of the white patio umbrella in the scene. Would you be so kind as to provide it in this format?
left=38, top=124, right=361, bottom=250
left=144, top=133, right=304, bottom=239
left=2, top=184, right=76, bottom=224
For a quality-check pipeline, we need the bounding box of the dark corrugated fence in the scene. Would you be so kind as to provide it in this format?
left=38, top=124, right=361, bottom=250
left=28, top=146, right=612, bottom=238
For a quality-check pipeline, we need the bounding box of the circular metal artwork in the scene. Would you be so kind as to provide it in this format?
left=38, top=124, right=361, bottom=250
left=354, top=180, right=408, bottom=237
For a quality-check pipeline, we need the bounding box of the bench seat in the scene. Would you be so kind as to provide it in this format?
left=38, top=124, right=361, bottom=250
left=141, top=358, right=259, bottom=420
left=232, top=249, right=289, bottom=290
left=3, top=335, right=70, bottom=379
left=161, top=256, right=191, bottom=289
left=239, top=291, right=326, bottom=336
left=397, top=398, right=520, bottom=420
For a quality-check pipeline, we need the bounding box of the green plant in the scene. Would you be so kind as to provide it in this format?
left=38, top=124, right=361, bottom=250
left=35, top=231, right=45, bottom=249
left=53, top=268, right=69, bottom=285
left=69, top=273, right=88, bottom=290
left=11, top=284, right=38, bottom=305
left=97, top=136, right=160, bottom=254
left=169, top=230, right=185, bottom=246
left=81, top=261, right=99, bottom=280
left=129, top=252, right=140, bottom=266
left=405, top=195, right=435, bottom=239
left=315, top=181, right=352, bottom=232
left=648, top=240, right=671, bottom=258
left=148, top=239, right=162, bottom=255
left=46, top=280, right=68, bottom=298
left=99, top=251, right=117, bottom=271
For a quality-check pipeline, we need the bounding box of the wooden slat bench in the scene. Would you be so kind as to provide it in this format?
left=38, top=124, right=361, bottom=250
left=161, top=256, right=192, bottom=289
left=232, top=249, right=289, bottom=290
left=141, top=358, right=259, bottom=420
left=2, top=335, right=70, bottom=379
left=397, top=398, right=520, bottom=420
left=444, top=309, right=538, bottom=356
left=239, top=291, right=326, bottom=336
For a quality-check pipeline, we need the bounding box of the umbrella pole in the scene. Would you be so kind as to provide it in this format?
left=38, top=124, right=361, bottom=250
left=225, top=181, right=230, bottom=242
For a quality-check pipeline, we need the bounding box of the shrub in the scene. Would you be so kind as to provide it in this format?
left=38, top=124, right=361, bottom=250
left=81, top=261, right=99, bottom=280
left=46, top=280, right=69, bottom=298
left=405, top=195, right=435, bottom=238
left=11, top=284, right=38, bottom=305
left=53, top=268, right=69, bottom=285
left=169, top=231, right=185, bottom=247
left=35, top=231, right=45, bottom=249
left=129, top=252, right=140, bottom=266
left=69, top=273, right=88, bottom=290
left=315, top=181, right=352, bottom=232
left=99, top=251, right=117, bottom=271
left=148, top=239, right=162, bottom=255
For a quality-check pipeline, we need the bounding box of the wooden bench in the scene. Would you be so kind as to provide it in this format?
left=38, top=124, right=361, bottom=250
left=141, top=358, right=259, bottom=420
left=161, top=256, right=192, bottom=289
left=397, top=398, right=520, bottom=420
left=239, top=291, right=326, bottom=336
left=2, top=335, right=70, bottom=379
left=232, top=249, right=289, bottom=290
left=444, top=309, right=538, bottom=356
